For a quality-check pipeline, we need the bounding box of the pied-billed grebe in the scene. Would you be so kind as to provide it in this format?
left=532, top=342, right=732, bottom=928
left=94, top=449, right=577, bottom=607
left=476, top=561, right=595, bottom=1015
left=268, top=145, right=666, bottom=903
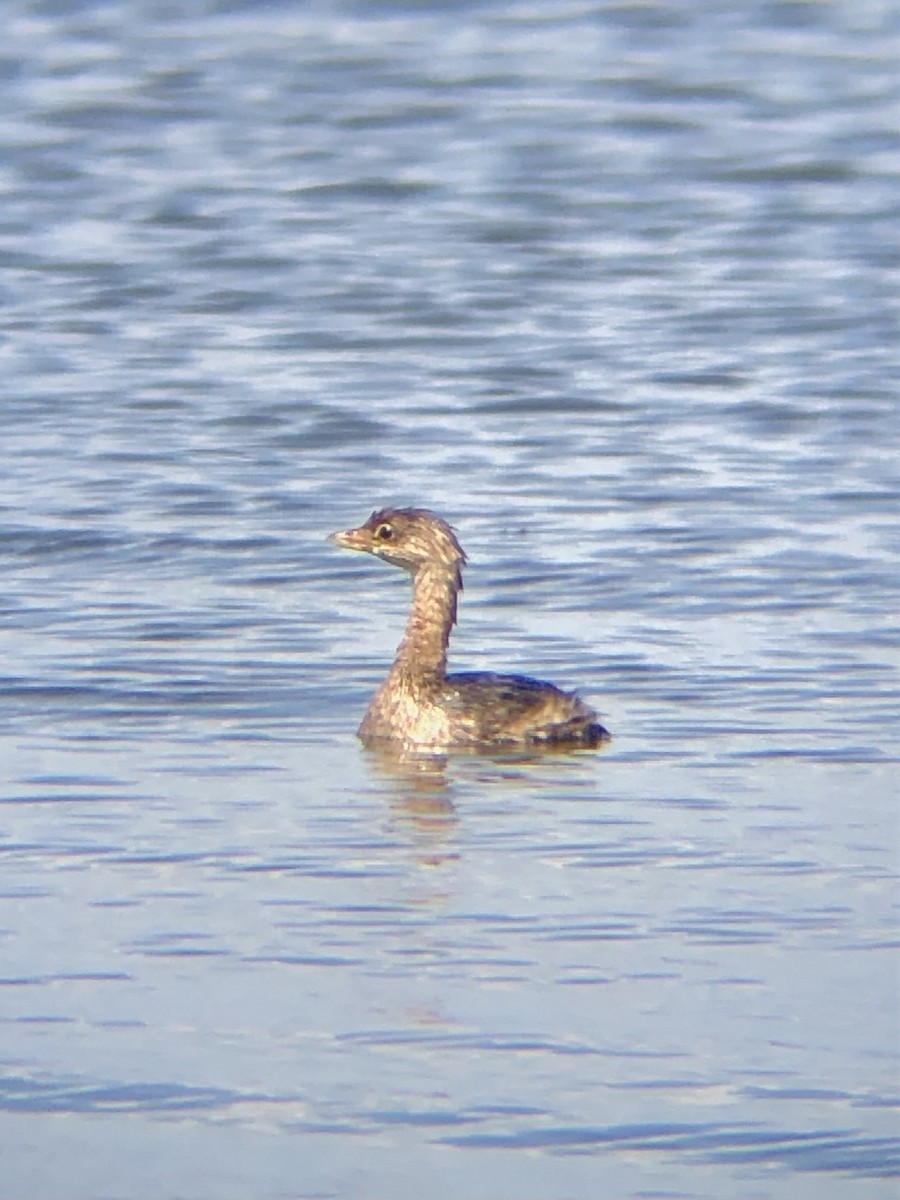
left=329, top=507, right=610, bottom=750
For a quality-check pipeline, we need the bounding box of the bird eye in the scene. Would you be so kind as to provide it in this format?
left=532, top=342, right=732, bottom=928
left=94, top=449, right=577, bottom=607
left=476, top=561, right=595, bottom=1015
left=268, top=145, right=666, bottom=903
left=375, top=523, right=393, bottom=540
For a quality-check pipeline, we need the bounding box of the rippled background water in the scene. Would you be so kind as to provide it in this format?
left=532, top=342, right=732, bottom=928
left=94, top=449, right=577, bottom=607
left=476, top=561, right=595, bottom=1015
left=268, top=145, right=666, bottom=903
left=1, top=1, right=898, bottom=1197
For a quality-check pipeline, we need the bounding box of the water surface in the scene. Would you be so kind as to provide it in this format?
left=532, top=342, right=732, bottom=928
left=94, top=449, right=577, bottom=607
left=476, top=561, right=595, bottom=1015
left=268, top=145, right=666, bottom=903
left=1, top=1, right=898, bottom=1197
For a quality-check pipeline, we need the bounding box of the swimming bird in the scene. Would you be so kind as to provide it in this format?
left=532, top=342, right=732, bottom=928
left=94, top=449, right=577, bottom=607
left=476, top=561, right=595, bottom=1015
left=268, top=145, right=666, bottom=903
left=329, top=507, right=610, bottom=750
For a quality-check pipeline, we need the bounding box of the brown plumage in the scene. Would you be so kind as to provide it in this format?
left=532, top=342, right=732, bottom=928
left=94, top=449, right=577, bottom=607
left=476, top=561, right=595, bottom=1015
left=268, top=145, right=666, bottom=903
left=329, top=507, right=610, bottom=751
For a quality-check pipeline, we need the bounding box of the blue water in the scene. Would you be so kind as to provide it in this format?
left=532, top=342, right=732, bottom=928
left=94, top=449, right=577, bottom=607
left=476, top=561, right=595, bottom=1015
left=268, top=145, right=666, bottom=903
left=1, top=1, right=898, bottom=1197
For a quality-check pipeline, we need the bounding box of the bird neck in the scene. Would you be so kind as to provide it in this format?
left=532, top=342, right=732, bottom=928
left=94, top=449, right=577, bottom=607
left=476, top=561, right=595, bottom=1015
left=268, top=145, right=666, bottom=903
left=392, top=561, right=462, bottom=681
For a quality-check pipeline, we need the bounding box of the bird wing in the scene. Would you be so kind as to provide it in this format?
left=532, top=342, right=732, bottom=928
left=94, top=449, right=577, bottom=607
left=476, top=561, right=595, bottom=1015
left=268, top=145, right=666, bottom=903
left=443, top=671, right=603, bottom=744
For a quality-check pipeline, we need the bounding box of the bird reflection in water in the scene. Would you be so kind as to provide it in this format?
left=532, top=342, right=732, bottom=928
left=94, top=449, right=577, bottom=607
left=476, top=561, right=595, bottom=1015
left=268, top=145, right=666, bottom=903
left=364, top=744, right=459, bottom=868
